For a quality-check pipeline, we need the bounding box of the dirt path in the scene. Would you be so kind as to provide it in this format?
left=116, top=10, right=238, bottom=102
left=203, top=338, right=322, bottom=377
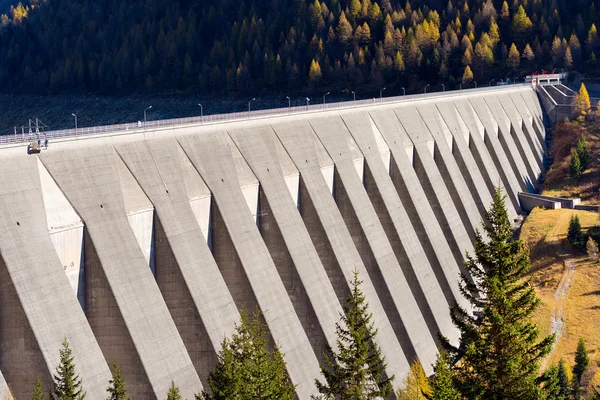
left=541, top=212, right=578, bottom=369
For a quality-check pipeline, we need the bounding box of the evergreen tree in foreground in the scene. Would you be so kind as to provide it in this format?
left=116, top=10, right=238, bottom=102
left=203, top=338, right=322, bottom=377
left=568, top=215, right=586, bottom=250
left=32, top=377, right=46, bottom=400
left=53, top=338, right=86, bottom=400
left=576, top=135, right=590, bottom=171
left=201, top=309, right=295, bottom=400
left=106, top=360, right=130, bottom=400
left=570, top=149, right=583, bottom=181
left=573, top=338, right=589, bottom=388
left=166, top=381, right=182, bottom=400
left=314, top=270, right=394, bottom=399
left=442, top=187, right=554, bottom=400
left=427, top=351, right=460, bottom=400
left=557, top=359, right=571, bottom=400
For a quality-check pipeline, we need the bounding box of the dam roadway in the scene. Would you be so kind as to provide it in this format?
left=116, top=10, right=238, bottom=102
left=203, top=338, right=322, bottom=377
left=0, top=85, right=546, bottom=399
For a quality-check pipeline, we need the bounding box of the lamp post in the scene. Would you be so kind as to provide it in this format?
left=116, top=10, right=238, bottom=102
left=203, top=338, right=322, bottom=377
left=441, top=83, right=445, bottom=92
left=248, top=98, right=256, bottom=116
left=424, top=84, right=430, bottom=94
left=198, top=103, right=203, bottom=123
left=323, top=91, right=330, bottom=106
left=402, top=87, right=406, bottom=96
left=71, top=113, right=77, bottom=133
left=306, top=97, right=310, bottom=111
left=351, top=91, right=356, bottom=102
left=380, top=87, right=386, bottom=101
left=144, top=106, right=152, bottom=130
left=286, top=96, right=290, bottom=111
left=475, top=81, right=478, bottom=88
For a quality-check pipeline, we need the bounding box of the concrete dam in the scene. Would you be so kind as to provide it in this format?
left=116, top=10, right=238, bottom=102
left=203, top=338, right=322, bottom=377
left=0, top=86, right=547, bottom=399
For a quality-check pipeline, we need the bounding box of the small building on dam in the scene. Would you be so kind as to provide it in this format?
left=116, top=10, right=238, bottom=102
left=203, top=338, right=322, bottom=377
left=0, top=86, right=547, bottom=399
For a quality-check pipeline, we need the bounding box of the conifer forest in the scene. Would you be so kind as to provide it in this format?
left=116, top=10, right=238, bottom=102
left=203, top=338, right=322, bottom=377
left=0, top=0, right=597, bottom=96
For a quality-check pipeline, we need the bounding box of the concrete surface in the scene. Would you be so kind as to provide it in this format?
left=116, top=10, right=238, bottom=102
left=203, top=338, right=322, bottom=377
left=0, top=86, right=548, bottom=398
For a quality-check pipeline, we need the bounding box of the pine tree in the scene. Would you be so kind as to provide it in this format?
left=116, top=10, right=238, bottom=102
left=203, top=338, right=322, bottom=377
left=53, top=338, right=86, bottom=400
left=574, top=83, right=591, bottom=120
left=573, top=338, right=589, bottom=385
left=428, top=351, right=460, bottom=400
left=32, top=377, right=46, bottom=400
left=166, top=381, right=181, bottom=400
left=201, top=309, right=295, bottom=400
left=442, top=187, right=554, bottom=400
left=397, top=359, right=430, bottom=400
left=106, top=361, right=130, bottom=400
left=314, top=270, right=394, bottom=399
left=557, top=359, right=571, bottom=400
left=587, top=237, right=599, bottom=262
left=570, top=149, right=582, bottom=181
left=540, top=364, right=561, bottom=400
left=576, top=135, right=590, bottom=171
left=568, top=214, right=585, bottom=249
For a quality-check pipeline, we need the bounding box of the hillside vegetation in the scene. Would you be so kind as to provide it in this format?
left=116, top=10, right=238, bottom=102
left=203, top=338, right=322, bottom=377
left=520, top=118, right=600, bottom=395
left=0, top=0, right=599, bottom=96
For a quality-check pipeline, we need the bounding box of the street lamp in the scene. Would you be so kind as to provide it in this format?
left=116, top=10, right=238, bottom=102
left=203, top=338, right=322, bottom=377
left=424, top=84, right=430, bottom=94
left=402, top=87, right=406, bottom=96
left=474, top=81, right=478, bottom=88
left=323, top=91, right=330, bottom=106
left=71, top=113, right=77, bottom=133
left=441, top=83, right=445, bottom=92
left=351, top=91, right=356, bottom=102
left=248, top=98, right=256, bottom=116
left=144, top=106, right=152, bottom=130
left=380, top=87, right=386, bottom=101
left=286, top=96, right=290, bottom=110
left=306, top=97, right=310, bottom=111
left=198, top=103, right=203, bottom=123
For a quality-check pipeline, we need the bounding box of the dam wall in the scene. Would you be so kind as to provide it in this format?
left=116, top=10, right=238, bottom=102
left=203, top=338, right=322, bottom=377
left=0, top=86, right=546, bottom=399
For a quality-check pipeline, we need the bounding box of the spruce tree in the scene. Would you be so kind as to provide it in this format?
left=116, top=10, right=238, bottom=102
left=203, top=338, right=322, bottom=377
left=201, top=309, right=295, bottom=400
left=32, top=377, right=46, bottom=400
left=106, top=360, right=130, bottom=400
left=166, top=381, right=182, bottom=400
left=570, top=148, right=582, bottom=181
left=427, top=351, right=460, bottom=400
left=540, top=364, right=560, bottom=400
left=568, top=215, right=585, bottom=249
left=314, top=270, right=394, bottom=399
left=53, top=338, right=86, bottom=400
left=576, top=135, right=590, bottom=171
left=442, top=187, right=554, bottom=400
left=557, top=359, right=571, bottom=400
left=573, top=338, right=589, bottom=385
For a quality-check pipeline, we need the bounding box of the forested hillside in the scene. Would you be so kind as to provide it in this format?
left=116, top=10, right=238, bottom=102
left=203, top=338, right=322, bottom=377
left=0, top=0, right=597, bottom=96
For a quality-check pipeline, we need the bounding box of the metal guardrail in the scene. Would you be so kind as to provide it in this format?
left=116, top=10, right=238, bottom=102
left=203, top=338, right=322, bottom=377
left=0, top=83, right=531, bottom=146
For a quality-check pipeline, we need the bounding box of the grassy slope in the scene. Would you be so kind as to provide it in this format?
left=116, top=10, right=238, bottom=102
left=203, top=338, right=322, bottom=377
left=520, top=120, right=600, bottom=392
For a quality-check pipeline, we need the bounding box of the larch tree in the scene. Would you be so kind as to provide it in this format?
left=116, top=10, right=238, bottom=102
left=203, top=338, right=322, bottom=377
left=462, top=65, right=474, bottom=82
left=53, top=338, right=86, bottom=400
left=442, top=187, right=554, bottom=400
left=565, top=46, right=574, bottom=68
left=314, top=270, right=394, bottom=399
left=507, top=43, right=520, bottom=69
left=106, top=360, right=130, bottom=400
left=522, top=43, right=535, bottom=61
left=200, top=309, right=295, bottom=400
left=574, top=82, right=591, bottom=120
left=397, top=359, right=430, bottom=400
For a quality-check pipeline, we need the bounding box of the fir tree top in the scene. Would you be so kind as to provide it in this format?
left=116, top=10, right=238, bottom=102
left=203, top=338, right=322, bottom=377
left=443, top=187, right=554, bottom=400
left=314, top=270, right=394, bottom=399
left=106, top=360, right=130, bottom=400
left=53, top=338, right=86, bottom=400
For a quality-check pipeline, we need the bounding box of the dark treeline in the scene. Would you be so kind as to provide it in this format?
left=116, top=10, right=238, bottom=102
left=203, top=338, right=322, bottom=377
left=0, top=0, right=600, bottom=96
